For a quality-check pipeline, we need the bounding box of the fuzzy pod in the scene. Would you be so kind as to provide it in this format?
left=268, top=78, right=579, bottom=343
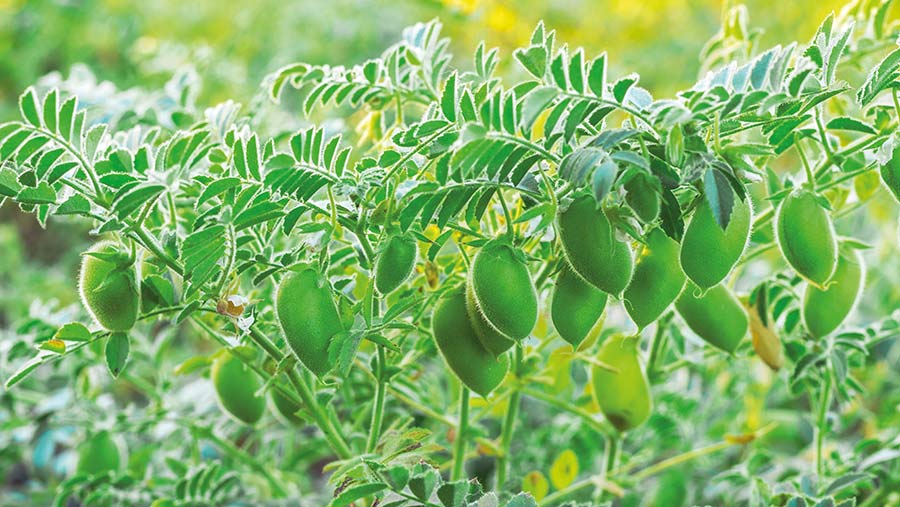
left=211, top=349, right=266, bottom=425
left=551, top=265, right=608, bottom=347
left=679, top=196, right=752, bottom=290
left=775, top=190, right=838, bottom=287
left=557, top=194, right=634, bottom=295
left=276, top=266, right=344, bottom=377
left=468, top=239, right=538, bottom=340
left=76, top=430, right=125, bottom=476
left=675, top=283, right=748, bottom=354
left=590, top=335, right=653, bottom=432
left=270, top=389, right=305, bottom=426
left=465, top=280, right=515, bottom=356
left=748, top=303, right=784, bottom=371
left=78, top=241, right=139, bottom=332
left=624, top=172, right=661, bottom=223
left=802, top=248, right=865, bottom=338
left=432, top=287, right=510, bottom=396
left=374, top=234, right=418, bottom=295
left=624, top=229, right=686, bottom=329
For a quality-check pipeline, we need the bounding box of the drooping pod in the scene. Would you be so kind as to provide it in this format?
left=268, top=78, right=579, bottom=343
left=431, top=286, right=509, bottom=396
left=79, top=241, right=140, bottom=332
left=468, top=239, right=538, bottom=340
left=551, top=265, right=608, bottom=347
left=679, top=196, right=752, bottom=290
left=75, top=430, right=126, bottom=476
left=802, top=248, right=865, bottom=338
left=624, top=172, right=661, bottom=223
left=465, top=282, right=515, bottom=356
left=674, top=283, right=748, bottom=354
left=211, top=349, right=266, bottom=425
left=747, top=302, right=783, bottom=371
left=557, top=194, right=634, bottom=295
left=623, top=229, right=686, bottom=329
left=270, top=389, right=305, bottom=426
left=775, top=189, right=838, bottom=287
left=590, top=335, right=653, bottom=432
left=374, top=233, right=418, bottom=295
left=276, top=266, right=344, bottom=377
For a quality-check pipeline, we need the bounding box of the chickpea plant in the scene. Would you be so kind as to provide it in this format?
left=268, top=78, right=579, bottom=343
left=1, top=3, right=899, bottom=506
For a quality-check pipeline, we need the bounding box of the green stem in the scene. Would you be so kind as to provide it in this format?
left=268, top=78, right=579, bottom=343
left=452, top=387, right=471, bottom=481
left=496, top=344, right=523, bottom=491
left=521, top=386, right=616, bottom=435
left=594, top=433, right=621, bottom=503
left=366, top=344, right=387, bottom=453
left=646, top=315, right=671, bottom=382
left=246, top=327, right=353, bottom=459
left=815, top=373, right=833, bottom=479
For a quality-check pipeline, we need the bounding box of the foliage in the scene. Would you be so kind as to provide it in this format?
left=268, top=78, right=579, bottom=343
left=2, top=2, right=900, bottom=507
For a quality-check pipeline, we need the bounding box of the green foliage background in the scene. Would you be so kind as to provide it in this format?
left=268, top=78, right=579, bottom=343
left=1, top=1, right=899, bottom=507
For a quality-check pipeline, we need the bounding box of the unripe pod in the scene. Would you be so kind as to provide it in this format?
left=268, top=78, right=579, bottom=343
left=590, top=335, right=652, bottom=432
left=624, top=172, right=661, bottom=223
left=747, top=302, right=783, bottom=371
left=374, top=234, right=418, bottom=295
left=880, top=143, right=900, bottom=203
left=276, top=266, right=344, bottom=377
left=675, top=283, right=748, bottom=354
left=557, top=194, right=634, bottom=295
left=679, top=197, right=752, bottom=290
left=551, top=266, right=608, bottom=347
left=775, top=190, right=838, bottom=287
left=76, top=430, right=125, bottom=476
left=211, top=349, right=266, bottom=425
left=468, top=239, right=538, bottom=340
left=465, top=282, right=514, bottom=356
left=78, top=241, right=139, bottom=332
left=802, top=248, right=865, bottom=338
left=432, top=287, right=509, bottom=396
left=270, top=389, right=304, bottom=426
left=624, top=229, right=686, bottom=329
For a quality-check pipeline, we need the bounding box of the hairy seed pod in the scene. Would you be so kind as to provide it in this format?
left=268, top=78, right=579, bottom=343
left=747, top=302, right=783, bottom=371
left=211, top=349, right=266, bottom=425
left=675, top=283, right=748, bottom=354
left=557, top=194, right=634, bottom=295
left=679, top=197, right=752, bottom=290
left=590, top=335, right=652, bottom=432
left=79, top=241, right=139, bottom=332
left=624, top=172, right=661, bottom=223
left=270, top=389, right=304, bottom=426
left=468, top=239, right=538, bottom=340
left=624, top=229, right=686, bottom=329
left=465, top=281, right=514, bottom=356
left=551, top=266, right=608, bottom=347
left=76, top=430, right=125, bottom=476
left=802, top=248, right=865, bottom=338
left=775, top=190, right=838, bottom=287
left=276, top=266, right=344, bottom=377
left=432, top=287, right=509, bottom=396
left=374, top=234, right=418, bottom=295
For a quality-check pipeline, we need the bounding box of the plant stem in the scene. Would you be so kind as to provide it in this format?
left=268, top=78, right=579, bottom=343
left=646, top=315, right=670, bottom=382
left=496, top=344, right=523, bottom=491
left=246, top=327, right=353, bottom=459
left=594, top=433, right=621, bottom=503
left=366, top=344, right=387, bottom=453
left=815, top=372, right=833, bottom=479
left=452, top=387, right=471, bottom=481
